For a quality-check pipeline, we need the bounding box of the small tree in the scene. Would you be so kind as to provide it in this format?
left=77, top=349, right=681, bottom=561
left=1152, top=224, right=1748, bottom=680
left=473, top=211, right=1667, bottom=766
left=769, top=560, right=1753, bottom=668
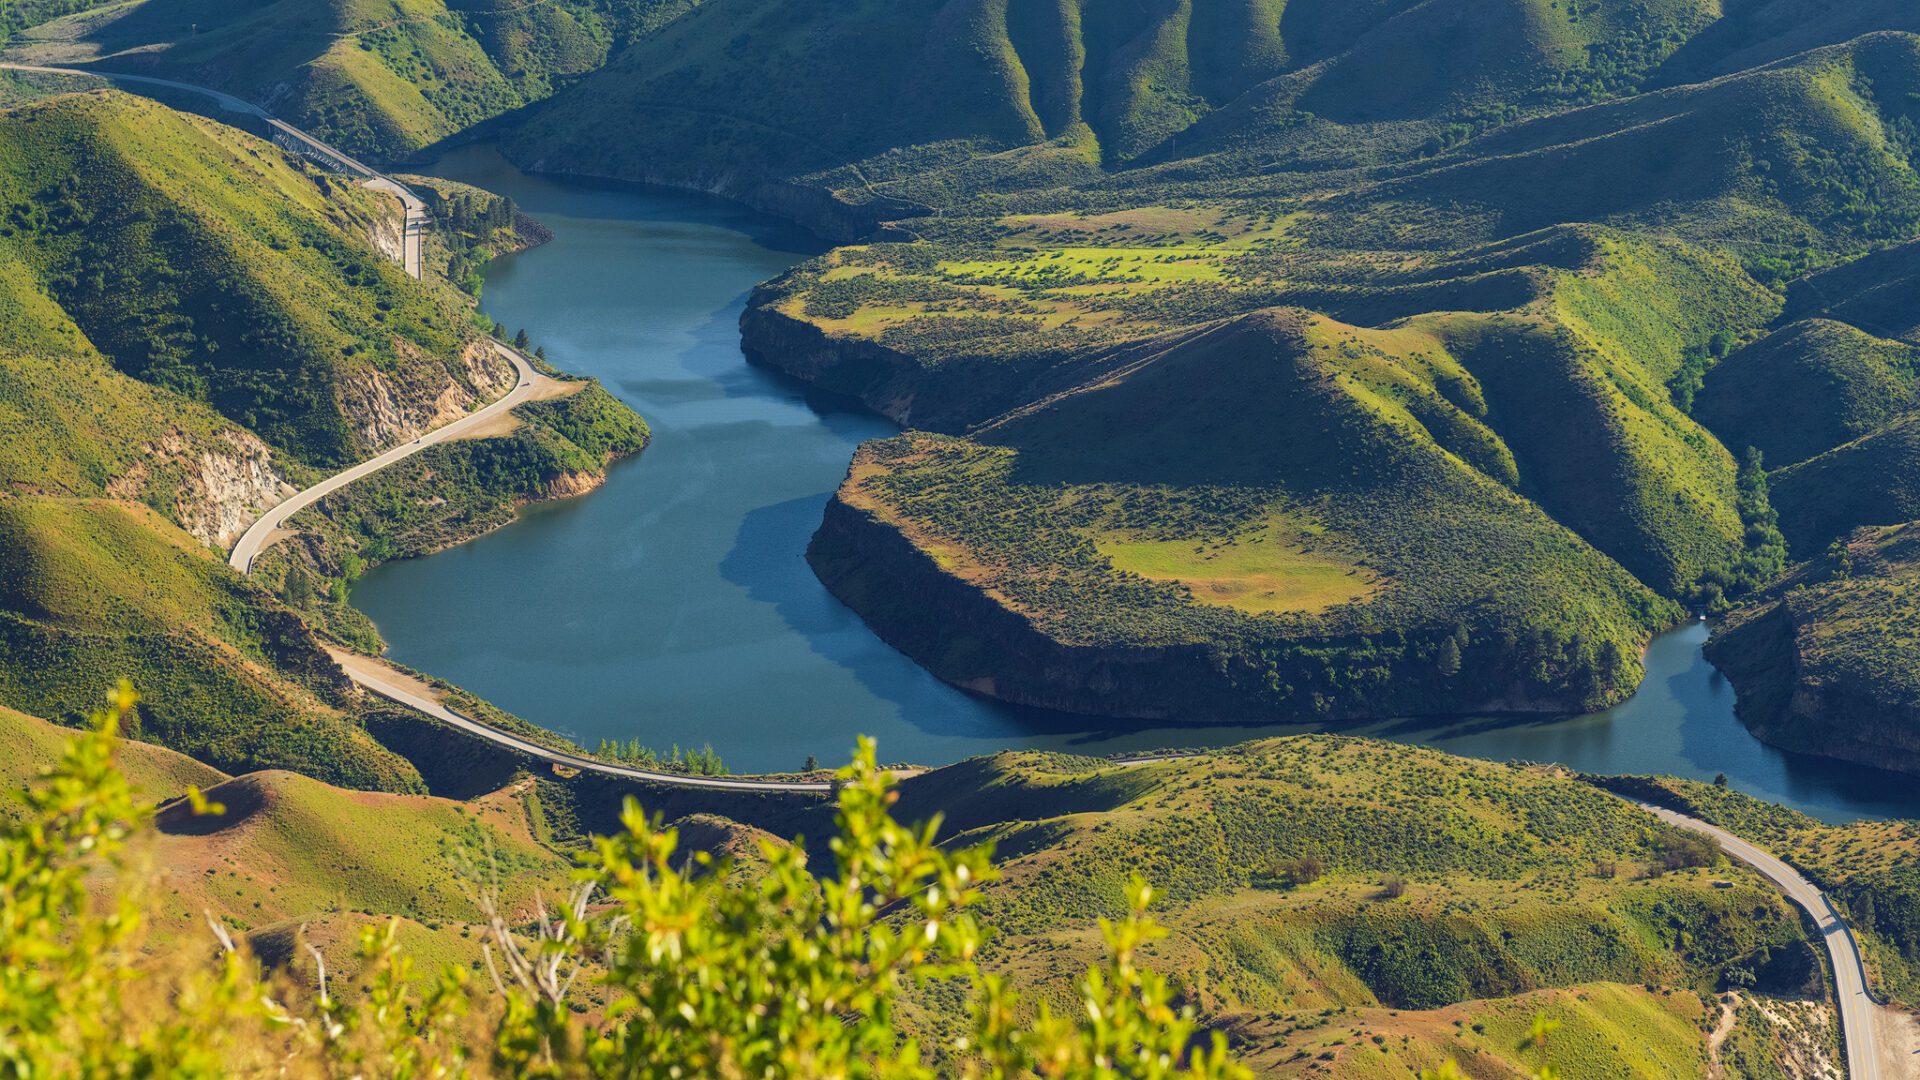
left=1, top=687, right=1251, bottom=1079
left=1283, top=855, right=1325, bottom=887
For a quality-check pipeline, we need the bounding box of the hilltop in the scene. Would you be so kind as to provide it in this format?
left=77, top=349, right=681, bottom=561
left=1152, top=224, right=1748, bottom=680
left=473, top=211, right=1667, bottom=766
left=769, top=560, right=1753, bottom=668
left=0, top=700, right=573, bottom=997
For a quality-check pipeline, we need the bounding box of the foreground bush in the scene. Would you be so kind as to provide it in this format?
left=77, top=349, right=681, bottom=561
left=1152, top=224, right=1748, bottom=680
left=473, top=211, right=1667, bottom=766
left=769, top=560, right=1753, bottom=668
left=0, top=683, right=1246, bottom=1078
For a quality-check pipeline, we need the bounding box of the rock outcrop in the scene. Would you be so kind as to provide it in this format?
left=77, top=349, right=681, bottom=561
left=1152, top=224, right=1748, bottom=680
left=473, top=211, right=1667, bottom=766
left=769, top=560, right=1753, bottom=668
left=335, top=340, right=516, bottom=451
left=108, top=426, right=295, bottom=549
left=1709, top=525, right=1920, bottom=775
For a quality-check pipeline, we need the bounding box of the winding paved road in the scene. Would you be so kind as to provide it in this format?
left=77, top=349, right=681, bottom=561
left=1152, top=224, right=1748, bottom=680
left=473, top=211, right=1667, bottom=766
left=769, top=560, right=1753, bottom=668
left=329, top=649, right=831, bottom=793
left=223, top=341, right=832, bottom=792
left=1634, top=800, right=1887, bottom=1080
left=228, top=342, right=543, bottom=573
left=0, top=62, right=423, bottom=278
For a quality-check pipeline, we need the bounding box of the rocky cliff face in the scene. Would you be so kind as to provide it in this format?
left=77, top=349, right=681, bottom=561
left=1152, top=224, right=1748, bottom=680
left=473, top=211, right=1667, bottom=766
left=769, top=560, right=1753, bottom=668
left=175, top=432, right=298, bottom=550
left=808, top=487, right=1600, bottom=723
left=366, top=197, right=406, bottom=264
left=542, top=469, right=604, bottom=500
left=108, top=426, right=295, bottom=550
left=739, top=302, right=925, bottom=424
left=738, top=299, right=1088, bottom=432
left=1708, top=529, right=1920, bottom=775
left=336, top=340, right=515, bottom=451
left=806, top=493, right=1240, bottom=719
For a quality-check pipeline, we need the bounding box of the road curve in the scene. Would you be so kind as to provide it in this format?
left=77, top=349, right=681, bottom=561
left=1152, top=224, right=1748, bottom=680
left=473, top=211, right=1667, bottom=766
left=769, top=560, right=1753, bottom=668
left=0, top=61, right=264, bottom=115
left=225, top=342, right=833, bottom=793
left=229, top=342, right=543, bottom=573
left=0, top=62, right=423, bottom=278
left=329, top=650, right=831, bottom=793
left=1634, top=801, right=1884, bottom=1080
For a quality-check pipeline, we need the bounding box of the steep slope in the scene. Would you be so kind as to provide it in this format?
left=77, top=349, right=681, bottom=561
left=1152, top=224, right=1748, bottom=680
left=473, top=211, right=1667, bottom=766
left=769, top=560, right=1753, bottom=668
left=1308, top=32, right=1920, bottom=266
left=6, top=0, right=703, bottom=159
left=0, top=496, right=424, bottom=788
left=1621, top=772, right=1920, bottom=1008
left=1708, top=524, right=1920, bottom=775
left=888, top=739, right=1814, bottom=1076
left=1781, top=230, right=1920, bottom=343
left=0, top=700, right=228, bottom=817
left=148, top=767, right=570, bottom=935
left=505, top=0, right=1742, bottom=232
left=0, top=89, right=648, bottom=788
left=0, top=90, right=511, bottom=470
left=1770, top=416, right=1920, bottom=555
left=747, top=31, right=1920, bottom=731
left=1657, top=0, right=1920, bottom=83
left=789, top=224, right=1788, bottom=721
left=1695, top=318, right=1920, bottom=470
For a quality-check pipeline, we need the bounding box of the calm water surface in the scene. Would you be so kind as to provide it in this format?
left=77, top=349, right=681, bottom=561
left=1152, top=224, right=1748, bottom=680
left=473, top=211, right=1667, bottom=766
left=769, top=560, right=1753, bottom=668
left=351, top=146, right=1920, bottom=823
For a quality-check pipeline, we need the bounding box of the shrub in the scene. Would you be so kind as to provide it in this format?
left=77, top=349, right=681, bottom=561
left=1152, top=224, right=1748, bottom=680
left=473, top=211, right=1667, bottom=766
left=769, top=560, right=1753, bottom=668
left=0, top=683, right=1249, bottom=1079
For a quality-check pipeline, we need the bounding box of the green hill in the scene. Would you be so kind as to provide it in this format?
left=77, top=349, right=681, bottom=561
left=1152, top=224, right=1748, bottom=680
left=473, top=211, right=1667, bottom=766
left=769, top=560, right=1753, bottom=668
left=1709, top=523, right=1920, bottom=776
left=147, top=767, right=570, bottom=935
left=1770, top=415, right=1920, bottom=554
left=0, top=89, right=506, bottom=469
left=504, top=0, right=1738, bottom=218
left=1696, top=318, right=1920, bottom=470
left=0, top=88, right=646, bottom=785
left=6, top=0, right=702, bottom=159
left=0, top=715, right=572, bottom=988
left=730, top=28, right=1920, bottom=729
left=0, top=697, right=226, bottom=817
left=1613, top=771, right=1920, bottom=1009
left=884, top=738, right=1815, bottom=1075
left=811, top=304, right=1695, bottom=722
left=0, top=496, right=425, bottom=788
left=785, top=224, right=1782, bottom=719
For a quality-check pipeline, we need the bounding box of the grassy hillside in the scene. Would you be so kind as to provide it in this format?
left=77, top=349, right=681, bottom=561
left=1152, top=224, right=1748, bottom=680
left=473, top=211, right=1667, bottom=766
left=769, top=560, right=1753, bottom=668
left=1771, top=414, right=1920, bottom=555
left=146, top=767, right=569, bottom=936
left=782, top=221, right=1784, bottom=718
left=6, top=0, right=702, bottom=159
left=0, top=88, right=648, bottom=786
left=0, top=496, right=426, bottom=788
left=1612, top=771, right=1920, bottom=1009
left=882, top=738, right=1819, bottom=1075
left=505, top=0, right=1738, bottom=215
left=0, top=714, right=573, bottom=992
left=724, top=27, right=1920, bottom=729
left=0, top=699, right=226, bottom=818
left=0, top=89, right=505, bottom=469
left=812, top=306, right=1691, bottom=721
left=1696, top=318, right=1920, bottom=470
